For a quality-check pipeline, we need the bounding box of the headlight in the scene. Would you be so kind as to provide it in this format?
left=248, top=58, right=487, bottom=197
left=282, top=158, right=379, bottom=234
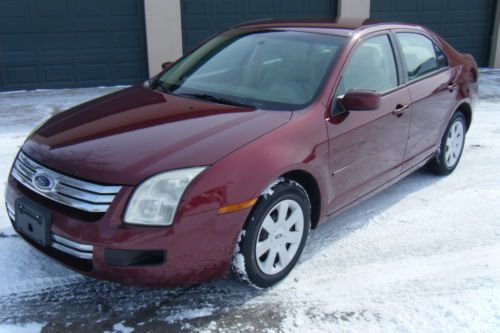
left=124, top=167, right=207, bottom=226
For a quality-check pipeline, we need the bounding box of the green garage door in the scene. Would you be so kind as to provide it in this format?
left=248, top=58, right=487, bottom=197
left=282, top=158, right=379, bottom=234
left=371, top=0, right=496, bottom=66
left=0, top=0, right=148, bottom=91
left=181, top=0, right=338, bottom=53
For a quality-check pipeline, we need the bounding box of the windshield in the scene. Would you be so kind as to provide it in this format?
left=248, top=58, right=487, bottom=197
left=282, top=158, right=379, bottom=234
left=153, top=29, right=346, bottom=110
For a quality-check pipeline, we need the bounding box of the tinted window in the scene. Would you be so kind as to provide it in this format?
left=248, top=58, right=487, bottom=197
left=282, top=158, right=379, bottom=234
left=337, top=35, right=398, bottom=96
left=396, top=33, right=442, bottom=80
left=434, top=43, right=449, bottom=68
left=154, top=30, right=345, bottom=110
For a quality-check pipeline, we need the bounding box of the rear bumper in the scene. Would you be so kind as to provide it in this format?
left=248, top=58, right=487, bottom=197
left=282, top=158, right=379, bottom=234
left=5, top=176, right=249, bottom=287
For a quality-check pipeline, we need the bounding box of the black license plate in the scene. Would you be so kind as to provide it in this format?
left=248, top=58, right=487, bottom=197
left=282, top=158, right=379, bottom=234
left=15, top=197, right=52, bottom=247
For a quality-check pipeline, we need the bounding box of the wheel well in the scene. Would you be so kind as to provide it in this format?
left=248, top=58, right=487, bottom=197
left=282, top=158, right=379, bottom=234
left=281, top=170, right=321, bottom=229
left=457, top=103, right=472, bottom=131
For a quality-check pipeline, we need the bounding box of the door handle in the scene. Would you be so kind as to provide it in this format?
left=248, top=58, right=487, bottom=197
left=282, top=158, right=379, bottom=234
left=447, top=82, right=457, bottom=92
left=392, top=104, right=409, bottom=117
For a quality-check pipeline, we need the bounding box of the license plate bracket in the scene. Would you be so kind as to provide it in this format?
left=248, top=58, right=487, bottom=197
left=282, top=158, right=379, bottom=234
left=15, top=197, right=52, bottom=247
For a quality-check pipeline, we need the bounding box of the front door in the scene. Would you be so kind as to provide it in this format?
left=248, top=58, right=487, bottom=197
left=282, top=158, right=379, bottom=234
left=326, top=33, right=411, bottom=213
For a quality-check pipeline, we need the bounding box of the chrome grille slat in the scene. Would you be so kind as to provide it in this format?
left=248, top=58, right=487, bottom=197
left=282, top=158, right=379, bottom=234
left=52, top=242, right=93, bottom=260
left=15, top=160, right=35, bottom=179
left=17, top=152, right=121, bottom=194
left=5, top=201, right=15, bottom=220
left=12, top=167, right=31, bottom=183
left=56, top=183, right=115, bottom=204
left=11, top=152, right=122, bottom=213
left=52, top=234, right=93, bottom=252
left=51, top=233, right=93, bottom=259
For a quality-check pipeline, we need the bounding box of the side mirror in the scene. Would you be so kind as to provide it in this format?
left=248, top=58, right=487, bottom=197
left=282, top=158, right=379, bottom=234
left=162, top=61, right=173, bottom=70
left=341, top=89, right=381, bottom=111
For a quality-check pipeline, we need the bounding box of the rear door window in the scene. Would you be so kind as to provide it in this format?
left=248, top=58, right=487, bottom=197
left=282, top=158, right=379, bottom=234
left=396, top=33, right=446, bottom=80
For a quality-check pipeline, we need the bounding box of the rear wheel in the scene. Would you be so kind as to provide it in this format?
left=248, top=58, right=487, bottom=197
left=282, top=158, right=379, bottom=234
left=429, top=112, right=467, bottom=175
left=232, top=180, right=310, bottom=288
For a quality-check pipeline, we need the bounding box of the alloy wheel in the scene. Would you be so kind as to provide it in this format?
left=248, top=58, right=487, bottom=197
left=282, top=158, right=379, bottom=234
left=445, top=119, right=465, bottom=168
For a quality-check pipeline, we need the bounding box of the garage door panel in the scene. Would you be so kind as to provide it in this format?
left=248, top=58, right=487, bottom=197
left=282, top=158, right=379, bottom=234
left=395, top=1, right=417, bottom=11
left=44, top=65, right=74, bottom=84
left=0, top=0, right=147, bottom=91
left=181, top=0, right=337, bottom=53
left=74, top=1, right=104, bottom=16
left=110, top=0, right=141, bottom=16
left=0, top=0, right=29, bottom=17
left=78, top=64, right=110, bottom=82
left=309, top=0, right=335, bottom=13
left=247, top=0, right=274, bottom=14
left=112, top=31, right=143, bottom=49
left=184, top=0, right=211, bottom=15
left=113, top=62, right=145, bottom=80
left=1, top=34, right=34, bottom=55
left=421, top=0, right=444, bottom=11
left=444, top=23, right=465, bottom=37
left=215, top=0, right=243, bottom=15
left=277, top=0, right=305, bottom=14
left=40, top=33, right=73, bottom=53
left=446, top=0, right=467, bottom=10
left=35, top=0, right=68, bottom=17
left=371, top=0, right=496, bottom=66
left=76, top=33, right=107, bottom=50
left=5, top=66, right=38, bottom=85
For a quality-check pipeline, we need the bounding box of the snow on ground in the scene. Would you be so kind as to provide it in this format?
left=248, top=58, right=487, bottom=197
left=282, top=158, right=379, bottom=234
left=0, top=72, right=499, bottom=332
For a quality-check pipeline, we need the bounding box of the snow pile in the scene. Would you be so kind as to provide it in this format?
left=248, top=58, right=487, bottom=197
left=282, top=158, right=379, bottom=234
left=261, top=177, right=286, bottom=197
left=0, top=322, right=45, bottom=333
left=164, top=307, right=214, bottom=324
left=232, top=230, right=249, bottom=284
left=110, top=321, right=135, bottom=333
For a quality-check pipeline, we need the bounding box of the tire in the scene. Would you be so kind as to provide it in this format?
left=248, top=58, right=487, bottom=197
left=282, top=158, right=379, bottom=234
left=429, top=111, right=467, bottom=175
left=232, top=180, right=311, bottom=288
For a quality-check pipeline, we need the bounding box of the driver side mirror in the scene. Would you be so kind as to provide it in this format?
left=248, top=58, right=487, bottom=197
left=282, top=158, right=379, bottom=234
left=341, top=89, right=381, bottom=111
left=162, top=61, right=173, bottom=70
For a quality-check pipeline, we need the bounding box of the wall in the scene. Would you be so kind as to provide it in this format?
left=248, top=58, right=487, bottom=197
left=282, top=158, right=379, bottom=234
left=338, top=0, right=370, bottom=18
left=144, top=0, right=183, bottom=77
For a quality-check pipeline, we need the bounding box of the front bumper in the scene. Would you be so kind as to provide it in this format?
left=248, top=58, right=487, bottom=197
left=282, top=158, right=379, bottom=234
left=5, top=176, right=249, bottom=287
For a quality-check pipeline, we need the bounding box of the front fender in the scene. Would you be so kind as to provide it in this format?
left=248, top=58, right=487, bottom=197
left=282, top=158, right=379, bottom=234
left=178, top=104, right=330, bottom=221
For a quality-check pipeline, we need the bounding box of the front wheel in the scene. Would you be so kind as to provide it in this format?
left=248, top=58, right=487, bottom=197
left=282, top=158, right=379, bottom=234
left=429, top=111, right=467, bottom=175
left=232, top=180, right=310, bottom=288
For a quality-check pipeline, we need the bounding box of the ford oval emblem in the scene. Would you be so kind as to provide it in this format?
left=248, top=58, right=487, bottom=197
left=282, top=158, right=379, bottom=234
left=33, top=172, right=56, bottom=192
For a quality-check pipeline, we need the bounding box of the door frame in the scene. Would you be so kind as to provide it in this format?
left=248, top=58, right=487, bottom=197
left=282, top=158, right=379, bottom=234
left=389, top=28, right=452, bottom=87
left=326, top=30, right=407, bottom=115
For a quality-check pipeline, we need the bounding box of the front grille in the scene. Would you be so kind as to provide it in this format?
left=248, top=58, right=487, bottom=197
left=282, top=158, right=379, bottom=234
left=11, top=151, right=122, bottom=213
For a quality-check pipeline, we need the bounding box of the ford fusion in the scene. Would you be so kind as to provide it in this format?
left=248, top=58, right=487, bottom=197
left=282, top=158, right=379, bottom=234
left=5, top=20, right=477, bottom=288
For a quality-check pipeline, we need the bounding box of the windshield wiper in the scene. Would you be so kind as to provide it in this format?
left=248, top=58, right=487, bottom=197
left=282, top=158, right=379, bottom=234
left=177, top=93, right=255, bottom=108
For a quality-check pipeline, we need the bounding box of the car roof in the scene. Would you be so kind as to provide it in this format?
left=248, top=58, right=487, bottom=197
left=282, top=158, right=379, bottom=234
left=234, top=18, right=426, bottom=37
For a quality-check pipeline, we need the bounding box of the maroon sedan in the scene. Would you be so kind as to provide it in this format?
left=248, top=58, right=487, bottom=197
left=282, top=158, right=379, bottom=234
left=5, top=19, right=477, bottom=288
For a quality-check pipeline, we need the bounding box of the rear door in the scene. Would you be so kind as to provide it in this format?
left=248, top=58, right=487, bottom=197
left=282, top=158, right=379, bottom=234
left=394, top=32, right=456, bottom=171
left=326, top=33, right=412, bottom=213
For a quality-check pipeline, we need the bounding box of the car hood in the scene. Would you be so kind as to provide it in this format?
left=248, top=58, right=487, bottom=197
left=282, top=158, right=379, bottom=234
left=22, top=86, right=292, bottom=185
